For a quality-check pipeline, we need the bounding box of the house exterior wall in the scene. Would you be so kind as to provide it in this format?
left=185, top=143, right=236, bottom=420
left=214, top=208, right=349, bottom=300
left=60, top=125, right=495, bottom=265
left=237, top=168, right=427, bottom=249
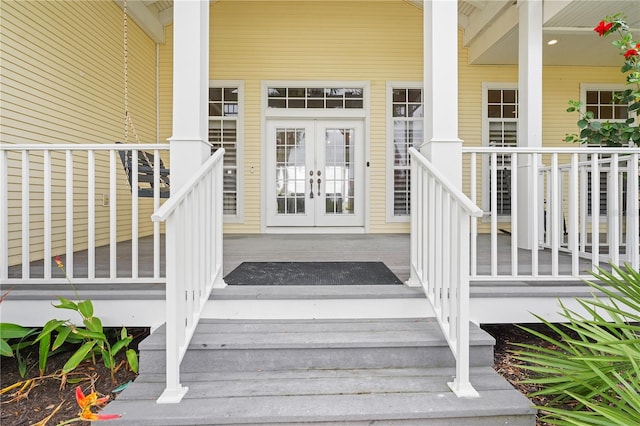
left=1, top=1, right=158, bottom=265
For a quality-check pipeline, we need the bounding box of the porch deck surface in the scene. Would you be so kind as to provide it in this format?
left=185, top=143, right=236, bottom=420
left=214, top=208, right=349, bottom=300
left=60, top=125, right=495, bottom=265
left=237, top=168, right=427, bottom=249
left=6, top=232, right=601, bottom=284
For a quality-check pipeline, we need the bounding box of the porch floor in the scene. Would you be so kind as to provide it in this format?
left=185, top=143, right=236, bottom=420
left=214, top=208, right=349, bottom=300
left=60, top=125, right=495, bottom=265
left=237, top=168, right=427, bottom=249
left=6, top=232, right=603, bottom=282
left=3, top=233, right=610, bottom=325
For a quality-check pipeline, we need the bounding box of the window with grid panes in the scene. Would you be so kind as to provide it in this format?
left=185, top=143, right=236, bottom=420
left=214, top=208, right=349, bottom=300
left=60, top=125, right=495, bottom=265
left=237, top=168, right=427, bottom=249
left=209, top=87, right=239, bottom=216
left=267, top=87, right=364, bottom=109
left=485, top=87, right=518, bottom=216
left=582, top=87, right=630, bottom=215
left=391, top=87, right=423, bottom=216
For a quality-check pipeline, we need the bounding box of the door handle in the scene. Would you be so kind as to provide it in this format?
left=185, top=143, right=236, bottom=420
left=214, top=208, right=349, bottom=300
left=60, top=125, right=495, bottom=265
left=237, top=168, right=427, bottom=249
left=317, top=178, right=321, bottom=196
left=309, top=178, right=314, bottom=199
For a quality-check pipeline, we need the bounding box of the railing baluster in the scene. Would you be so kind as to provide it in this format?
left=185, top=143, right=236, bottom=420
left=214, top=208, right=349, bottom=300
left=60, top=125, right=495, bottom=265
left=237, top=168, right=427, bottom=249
left=66, top=150, right=74, bottom=278
left=153, top=149, right=161, bottom=279
left=22, top=151, right=30, bottom=278
left=579, top=165, right=587, bottom=253
left=531, top=153, right=539, bottom=277
left=609, top=154, right=620, bottom=266
left=44, top=150, right=52, bottom=279
left=427, top=174, right=436, bottom=298
left=88, top=150, right=96, bottom=279
left=442, top=192, right=451, bottom=324
left=0, top=150, right=8, bottom=281
left=591, top=154, right=600, bottom=272
left=132, top=149, right=139, bottom=279
left=109, top=150, right=117, bottom=279
left=490, top=152, right=497, bottom=276
left=627, top=154, right=639, bottom=270
left=470, top=152, right=477, bottom=277
left=510, top=153, right=518, bottom=276
left=550, top=153, right=559, bottom=277
left=569, top=154, right=579, bottom=276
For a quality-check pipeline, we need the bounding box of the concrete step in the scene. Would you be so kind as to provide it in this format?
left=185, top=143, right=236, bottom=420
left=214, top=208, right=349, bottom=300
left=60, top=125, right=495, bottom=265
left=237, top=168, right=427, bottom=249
left=138, top=318, right=495, bottom=374
left=102, top=366, right=535, bottom=425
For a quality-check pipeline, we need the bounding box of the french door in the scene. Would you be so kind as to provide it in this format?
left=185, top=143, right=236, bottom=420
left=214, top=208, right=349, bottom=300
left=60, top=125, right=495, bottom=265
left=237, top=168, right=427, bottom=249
left=266, top=120, right=364, bottom=227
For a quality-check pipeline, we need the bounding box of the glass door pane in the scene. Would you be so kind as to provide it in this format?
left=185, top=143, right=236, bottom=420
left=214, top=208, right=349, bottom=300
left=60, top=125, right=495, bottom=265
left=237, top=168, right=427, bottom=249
left=275, top=128, right=306, bottom=215
left=324, top=128, right=355, bottom=215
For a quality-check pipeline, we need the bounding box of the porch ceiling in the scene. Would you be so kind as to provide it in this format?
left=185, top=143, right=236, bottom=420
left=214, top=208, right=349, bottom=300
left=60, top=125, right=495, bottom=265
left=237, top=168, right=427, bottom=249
left=465, top=0, right=640, bottom=65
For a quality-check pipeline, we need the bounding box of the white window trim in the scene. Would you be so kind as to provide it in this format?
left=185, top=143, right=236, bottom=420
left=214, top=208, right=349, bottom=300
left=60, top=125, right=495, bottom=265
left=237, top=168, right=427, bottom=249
left=580, top=83, right=634, bottom=124
left=210, top=80, right=244, bottom=223
left=579, top=83, right=631, bottom=222
left=481, top=82, right=518, bottom=222
left=259, top=80, right=371, bottom=233
left=386, top=81, right=423, bottom=223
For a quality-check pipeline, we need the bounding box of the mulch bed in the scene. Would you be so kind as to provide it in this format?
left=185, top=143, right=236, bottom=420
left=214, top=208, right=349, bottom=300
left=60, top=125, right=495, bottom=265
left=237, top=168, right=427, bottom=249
left=2, top=324, right=565, bottom=425
left=1, top=328, right=149, bottom=426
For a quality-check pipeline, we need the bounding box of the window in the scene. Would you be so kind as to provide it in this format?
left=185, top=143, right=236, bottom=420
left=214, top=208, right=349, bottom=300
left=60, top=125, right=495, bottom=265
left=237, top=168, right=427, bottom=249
left=387, top=84, right=423, bottom=219
left=267, top=87, right=364, bottom=109
left=580, top=85, right=631, bottom=216
left=208, top=83, right=243, bottom=219
left=483, top=85, right=518, bottom=217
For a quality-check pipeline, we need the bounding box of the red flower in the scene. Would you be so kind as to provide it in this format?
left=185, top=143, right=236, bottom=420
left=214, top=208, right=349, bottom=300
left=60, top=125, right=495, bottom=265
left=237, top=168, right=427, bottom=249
left=55, top=255, right=64, bottom=269
left=593, top=20, right=613, bottom=36
left=623, top=48, right=639, bottom=58
left=75, top=387, right=120, bottom=421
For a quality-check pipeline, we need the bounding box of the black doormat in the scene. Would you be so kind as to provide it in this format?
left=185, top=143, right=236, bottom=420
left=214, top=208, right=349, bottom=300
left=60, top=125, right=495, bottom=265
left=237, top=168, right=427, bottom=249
left=224, top=262, right=403, bottom=285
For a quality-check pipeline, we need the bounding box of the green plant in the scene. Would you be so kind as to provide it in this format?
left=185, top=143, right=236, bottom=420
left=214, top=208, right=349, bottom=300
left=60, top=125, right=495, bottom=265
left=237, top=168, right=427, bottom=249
left=565, top=14, right=640, bottom=147
left=0, top=323, right=39, bottom=377
left=33, top=256, right=138, bottom=380
left=0, top=258, right=139, bottom=381
left=514, top=263, right=640, bottom=425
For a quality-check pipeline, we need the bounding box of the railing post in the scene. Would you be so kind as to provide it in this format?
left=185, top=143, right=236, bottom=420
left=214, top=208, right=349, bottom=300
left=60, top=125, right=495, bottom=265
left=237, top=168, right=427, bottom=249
left=157, top=214, right=188, bottom=404
left=447, top=207, right=479, bottom=398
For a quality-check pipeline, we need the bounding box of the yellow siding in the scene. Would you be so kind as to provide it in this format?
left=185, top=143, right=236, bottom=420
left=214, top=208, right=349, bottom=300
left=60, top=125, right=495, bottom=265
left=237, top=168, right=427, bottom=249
left=2, top=1, right=158, bottom=265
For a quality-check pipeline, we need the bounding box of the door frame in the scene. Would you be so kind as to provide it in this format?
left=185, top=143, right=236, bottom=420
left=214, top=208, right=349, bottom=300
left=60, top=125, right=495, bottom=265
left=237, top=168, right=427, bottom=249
left=260, top=80, right=371, bottom=233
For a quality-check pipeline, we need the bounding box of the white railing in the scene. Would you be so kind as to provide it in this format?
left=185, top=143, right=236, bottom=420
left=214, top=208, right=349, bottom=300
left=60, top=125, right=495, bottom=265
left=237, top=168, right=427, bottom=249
left=151, top=149, right=225, bottom=404
left=463, top=147, right=640, bottom=280
left=0, top=143, right=170, bottom=285
left=408, top=148, right=483, bottom=398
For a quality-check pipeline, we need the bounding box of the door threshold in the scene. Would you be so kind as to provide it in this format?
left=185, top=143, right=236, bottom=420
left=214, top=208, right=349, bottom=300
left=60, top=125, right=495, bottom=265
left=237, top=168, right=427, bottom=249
left=264, top=227, right=366, bottom=234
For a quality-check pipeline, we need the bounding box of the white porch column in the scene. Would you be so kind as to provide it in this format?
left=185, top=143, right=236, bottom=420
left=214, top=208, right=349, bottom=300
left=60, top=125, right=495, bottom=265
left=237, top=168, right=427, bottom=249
left=170, top=0, right=211, bottom=190
left=517, top=0, right=543, bottom=249
left=422, top=0, right=462, bottom=189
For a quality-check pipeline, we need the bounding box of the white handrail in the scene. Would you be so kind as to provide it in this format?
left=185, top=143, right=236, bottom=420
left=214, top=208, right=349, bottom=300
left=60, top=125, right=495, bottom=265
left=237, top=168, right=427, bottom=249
left=152, top=149, right=225, bottom=404
left=408, top=148, right=482, bottom=398
left=0, top=143, right=170, bottom=285
left=462, top=146, right=640, bottom=281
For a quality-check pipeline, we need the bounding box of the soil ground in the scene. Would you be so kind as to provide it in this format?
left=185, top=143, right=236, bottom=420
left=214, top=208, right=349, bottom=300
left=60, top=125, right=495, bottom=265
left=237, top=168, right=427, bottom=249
left=1, top=324, right=557, bottom=425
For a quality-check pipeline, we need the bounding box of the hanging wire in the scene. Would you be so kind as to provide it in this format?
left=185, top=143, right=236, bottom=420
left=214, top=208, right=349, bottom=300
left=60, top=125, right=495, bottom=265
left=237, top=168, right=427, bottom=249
left=123, top=0, right=140, bottom=144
